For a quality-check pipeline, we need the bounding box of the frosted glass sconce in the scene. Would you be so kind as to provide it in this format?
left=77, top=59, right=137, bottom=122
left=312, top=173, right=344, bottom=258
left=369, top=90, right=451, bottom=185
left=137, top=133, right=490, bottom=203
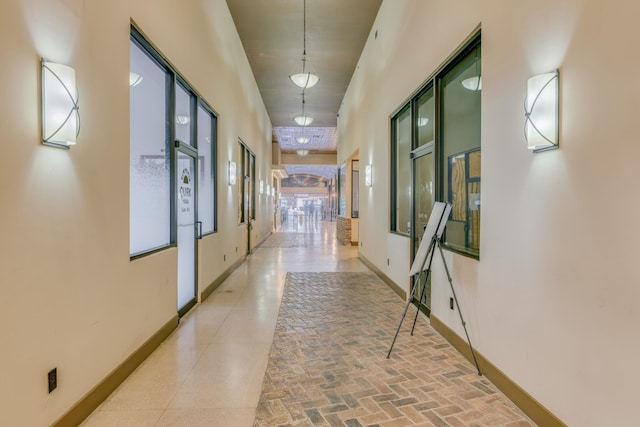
left=525, top=70, right=559, bottom=152
left=228, top=161, right=237, bottom=185
left=271, top=187, right=276, bottom=197
left=266, top=184, right=271, bottom=197
left=41, top=59, right=80, bottom=148
left=365, top=164, right=372, bottom=187
left=259, top=179, right=264, bottom=194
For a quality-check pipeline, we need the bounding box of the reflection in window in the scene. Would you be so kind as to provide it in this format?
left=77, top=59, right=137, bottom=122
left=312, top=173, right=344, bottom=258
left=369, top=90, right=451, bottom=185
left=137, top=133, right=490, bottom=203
left=129, top=39, right=171, bottom=256
left=440, top=43, right=481, bottom=256
left=416, top=87, right=434, bottom=148
left=175, top=83, right=193, bottom=146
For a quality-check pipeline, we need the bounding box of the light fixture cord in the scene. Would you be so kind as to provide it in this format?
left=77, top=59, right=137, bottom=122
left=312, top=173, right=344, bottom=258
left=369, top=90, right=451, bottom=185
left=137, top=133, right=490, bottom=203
left=301, top=0, right=307, bottom=74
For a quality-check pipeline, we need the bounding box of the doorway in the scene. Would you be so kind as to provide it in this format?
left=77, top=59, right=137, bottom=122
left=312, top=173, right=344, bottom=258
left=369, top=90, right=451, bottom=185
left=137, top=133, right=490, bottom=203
left=176, top=145, right=198, bottom=317
left=411, top=144, right=434, bottom=315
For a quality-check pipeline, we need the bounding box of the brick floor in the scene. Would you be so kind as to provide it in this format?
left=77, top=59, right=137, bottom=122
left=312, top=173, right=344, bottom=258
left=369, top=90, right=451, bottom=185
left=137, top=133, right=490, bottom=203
left=254, top=272, right=534, bottom=427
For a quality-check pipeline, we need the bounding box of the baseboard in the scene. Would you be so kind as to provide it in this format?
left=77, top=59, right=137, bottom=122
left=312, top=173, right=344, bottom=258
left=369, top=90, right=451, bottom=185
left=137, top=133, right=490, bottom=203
left=200, top=256, right=246, bottom=302
left=52, top=315, right=179, bottom=427
left=430, top=315, right=566, bottom=427
left=358, top=253, right=406, bottom=300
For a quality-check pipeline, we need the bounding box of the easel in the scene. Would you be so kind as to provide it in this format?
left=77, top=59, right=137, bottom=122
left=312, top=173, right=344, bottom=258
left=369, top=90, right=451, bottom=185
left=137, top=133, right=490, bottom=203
left=386, top=202, right=482, bottom=376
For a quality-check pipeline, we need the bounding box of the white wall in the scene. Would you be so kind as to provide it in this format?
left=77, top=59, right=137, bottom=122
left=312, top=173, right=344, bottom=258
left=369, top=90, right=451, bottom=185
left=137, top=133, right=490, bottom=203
left=0, top=0, right=272, bottom=425
left=339, top=0, right=640, bottom=425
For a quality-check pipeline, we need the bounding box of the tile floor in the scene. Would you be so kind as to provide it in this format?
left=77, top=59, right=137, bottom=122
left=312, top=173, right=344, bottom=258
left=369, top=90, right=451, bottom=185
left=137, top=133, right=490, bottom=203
left=82, top=220, right=533, bottom=426
left=82, top=220, right=367, bottom=426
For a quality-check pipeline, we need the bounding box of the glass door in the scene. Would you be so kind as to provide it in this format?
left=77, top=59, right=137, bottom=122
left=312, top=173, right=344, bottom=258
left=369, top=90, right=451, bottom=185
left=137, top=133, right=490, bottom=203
left=176, top=147, right=197, bottom=316
left=411, top=148, right=434, bottom=315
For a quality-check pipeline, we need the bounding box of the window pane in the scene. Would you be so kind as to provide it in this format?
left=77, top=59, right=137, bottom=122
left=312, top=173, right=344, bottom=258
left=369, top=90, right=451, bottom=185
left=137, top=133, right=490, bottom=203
left=175, top=84, right=193, bottom=146
left=440, top=44, right=481, bottom=255
left=238, top=143, right=245, bottom=223
left=352, top=160, right=359, bottom=218
left=250, top=153, right=256, bottom=220
left=394, top=106, right=411, bottom=234
left=130, top=40, right=171, bottom=255
left=197, top=105, right=215, bottom=233
left=338, top=163, right=346, bottom=216
left=416, top=87, right=434, bottom=147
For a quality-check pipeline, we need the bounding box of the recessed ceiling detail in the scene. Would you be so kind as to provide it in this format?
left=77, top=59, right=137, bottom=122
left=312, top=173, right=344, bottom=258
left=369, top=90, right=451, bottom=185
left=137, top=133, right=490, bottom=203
left=285, top=165, right=337, bottom=179
left=275, top=126, right=336, bottom=151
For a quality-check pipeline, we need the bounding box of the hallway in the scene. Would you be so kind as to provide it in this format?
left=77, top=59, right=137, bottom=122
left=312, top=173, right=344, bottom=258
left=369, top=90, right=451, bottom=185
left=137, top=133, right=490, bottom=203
left=82, top=222, right=532, bottom=426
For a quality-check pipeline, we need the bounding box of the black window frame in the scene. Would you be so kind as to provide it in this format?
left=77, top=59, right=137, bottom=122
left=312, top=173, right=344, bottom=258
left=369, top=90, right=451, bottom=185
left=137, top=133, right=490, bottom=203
left=130, top=24, right=219, bottom=260
left=389, top=30, right=481, bottom=259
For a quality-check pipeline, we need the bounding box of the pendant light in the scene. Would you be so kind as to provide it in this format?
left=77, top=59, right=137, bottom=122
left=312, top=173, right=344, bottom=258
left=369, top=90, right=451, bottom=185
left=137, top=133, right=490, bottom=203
left=290, top=0, right=319, bottom=89
left=294, top=92, right=313, bottom=126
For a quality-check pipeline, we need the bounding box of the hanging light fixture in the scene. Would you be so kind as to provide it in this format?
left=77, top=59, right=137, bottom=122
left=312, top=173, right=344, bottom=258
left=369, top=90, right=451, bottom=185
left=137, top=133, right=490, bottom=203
left=297, top=149, right=309, bottom=156
left=289, top=0, right=319, bottom=89
left=294, top=116, right=313, bottom=126
left=294, top=92, right=313, bottom=126
left=296, top=136, right=310, bottom=144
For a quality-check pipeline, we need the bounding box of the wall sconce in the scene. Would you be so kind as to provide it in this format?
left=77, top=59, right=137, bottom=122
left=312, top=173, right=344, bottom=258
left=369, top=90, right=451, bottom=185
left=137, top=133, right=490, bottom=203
left=41, top=59, right=80, bottom=149
left=266, top=184, right=271, bottom=197
left=365, top=164, right=372, bottom=187
left=525, top=70, right=559, bottom=152
left=271, top=187, right=276, bottom=197
left=259, top=179, right=264, bottom=194
left=228, top=161, right=237, bottom=185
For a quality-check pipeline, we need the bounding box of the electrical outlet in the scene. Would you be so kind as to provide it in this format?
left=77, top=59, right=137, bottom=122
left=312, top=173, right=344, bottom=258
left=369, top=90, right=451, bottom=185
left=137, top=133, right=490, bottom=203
left=450, top=297, right=454, bottom=310
left=48, top=368, right=57, bottom=393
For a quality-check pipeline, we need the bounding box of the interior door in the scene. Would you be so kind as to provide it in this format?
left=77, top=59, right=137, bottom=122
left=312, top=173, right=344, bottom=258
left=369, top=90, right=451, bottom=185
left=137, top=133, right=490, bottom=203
left=176, top=147, right=197, bottom=316
left=411, top=148, right=434, bottom=315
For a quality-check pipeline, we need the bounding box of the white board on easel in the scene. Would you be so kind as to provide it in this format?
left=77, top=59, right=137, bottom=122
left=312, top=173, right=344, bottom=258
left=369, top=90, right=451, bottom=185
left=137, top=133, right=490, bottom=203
left=408, top=202, right=451, bottom=276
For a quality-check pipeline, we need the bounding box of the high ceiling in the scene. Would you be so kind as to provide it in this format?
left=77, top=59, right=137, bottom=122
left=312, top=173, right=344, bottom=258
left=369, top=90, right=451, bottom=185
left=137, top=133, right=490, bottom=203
left=226, top=0, right=382, bottom=163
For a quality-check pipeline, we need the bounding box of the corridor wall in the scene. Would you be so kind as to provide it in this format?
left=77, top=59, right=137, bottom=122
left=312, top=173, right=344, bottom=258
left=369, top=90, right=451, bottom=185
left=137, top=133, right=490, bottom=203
left=338, top=0, right=640, bottom=425
left=0, top=0, right=271, bottom=425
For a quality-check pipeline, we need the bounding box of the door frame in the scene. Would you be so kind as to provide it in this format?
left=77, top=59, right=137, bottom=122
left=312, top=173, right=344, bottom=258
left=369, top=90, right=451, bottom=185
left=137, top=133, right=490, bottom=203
left=175, top=141, right=199, bottom=318
left=410, top=142, right=434, bottom=316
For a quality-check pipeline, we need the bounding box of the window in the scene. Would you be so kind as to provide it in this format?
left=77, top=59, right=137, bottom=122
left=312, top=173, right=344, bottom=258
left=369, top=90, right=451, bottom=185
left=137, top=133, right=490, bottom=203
left=130, top=27, right=218, bottom=257
left=175, top=83, right=194, bottom=146
left=250, top=152, right=256, bottom=220
left=351, top=160, right=359, bottom=218
left=390, top=33, right=481, bottom=258
left=197, top=103, right=217, bottom=234
left=338, top=162, right=346, bottom=216
left=390, top=105, right=411, bottom=234
left=129, top=37, right=171, bottom=256
left=440, top=42, right=481, bottom=257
